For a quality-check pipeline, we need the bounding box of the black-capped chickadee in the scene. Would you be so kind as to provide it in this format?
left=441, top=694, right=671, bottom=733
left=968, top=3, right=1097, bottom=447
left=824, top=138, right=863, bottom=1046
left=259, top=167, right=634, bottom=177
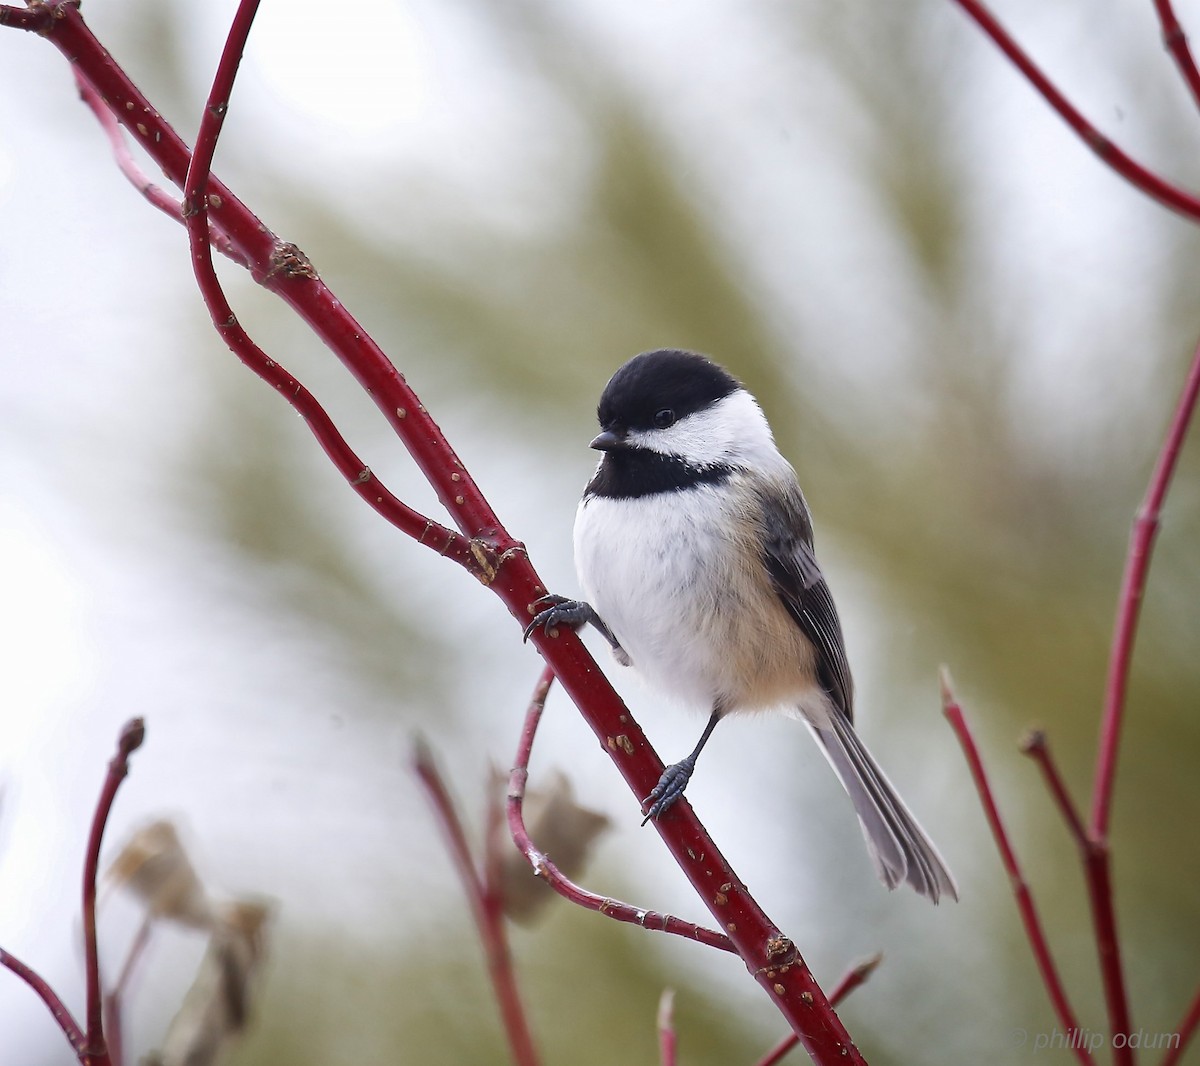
left=527, top=349, right=958, bottom=903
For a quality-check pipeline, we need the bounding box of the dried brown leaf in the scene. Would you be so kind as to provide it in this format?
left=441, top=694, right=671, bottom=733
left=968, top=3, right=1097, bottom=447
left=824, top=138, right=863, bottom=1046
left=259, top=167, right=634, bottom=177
left=490, top=767, right=611, bottom=924
left=106, top=819, right=213, bottom=929
left=146, top=897, right=274, bottom=1066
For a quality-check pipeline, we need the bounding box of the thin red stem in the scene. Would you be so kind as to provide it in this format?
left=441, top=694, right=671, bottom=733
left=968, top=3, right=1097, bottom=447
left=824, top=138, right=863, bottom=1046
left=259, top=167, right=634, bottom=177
left=0, top=3, right=52, bottom=30
left=41, top=1, right=486, bottom=578
left=506, top=667, right=735, bottom=955
left=949, top=0, right=1200, bottom=220
left=941, top=677, right=1096, bottom=1066
left=176, top=0, right=473, bottom=575
left=0, top=948, right=87, bottom=1056
left=413, top=741, right=541, bottom=1066
left=73, top=70, right=247, bottom=268
left=46, top=0, right=508, bottom=541
left=752, top=956, right=883, bottom=1066
left=102, top=916, right=153, bottom=1066
left=1092, top=338, right=1200, bottom=838
left=1084, top=844, right=1133, bottom=1065
left=81, top=718, right=145, bottom=1066
left=1018, top=734, right=1133, bottom=1054
left=1153, top=0, right=1200, bottom=116
left=1161, top=981, right=1200, bottom=1066
left=1020, top=730, right=1088, bottom=849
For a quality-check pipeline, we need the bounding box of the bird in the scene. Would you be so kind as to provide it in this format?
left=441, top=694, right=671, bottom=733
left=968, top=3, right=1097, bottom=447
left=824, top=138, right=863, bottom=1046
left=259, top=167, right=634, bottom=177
left=526, top=348, right=958, bottom=903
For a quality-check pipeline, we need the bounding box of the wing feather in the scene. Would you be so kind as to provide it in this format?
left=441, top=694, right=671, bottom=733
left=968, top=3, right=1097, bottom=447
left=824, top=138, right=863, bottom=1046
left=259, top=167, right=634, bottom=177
left=758, top=489, right=855, bottom=721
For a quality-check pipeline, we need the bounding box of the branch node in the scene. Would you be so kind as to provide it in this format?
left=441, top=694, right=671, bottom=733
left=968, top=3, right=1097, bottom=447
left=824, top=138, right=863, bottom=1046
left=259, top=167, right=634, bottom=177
left=267, top=241, right=317, bottom=281
left=470, top=538, right=500, bottom=584
left=766, top=934, right=794, bottom=961
left=470, top=537, right=528, bottom=586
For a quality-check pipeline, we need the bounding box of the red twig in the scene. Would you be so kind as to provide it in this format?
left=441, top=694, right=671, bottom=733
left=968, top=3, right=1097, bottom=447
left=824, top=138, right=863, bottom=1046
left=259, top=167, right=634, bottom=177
left=30, top=6, right=869, bottom=1057
left=0, top=3, right=52, bottom=31
left=35, top=1, right=483, bottom=581
left=1161, top=982, right=1200, bottom=1066
left=1081, top=285, right=1200, bottom=1066
left=1084, top=845, right=1133, bottom=1066
left=0, top=948, right=87, bottom=1056
left=752, top=955, right=883, bottom=1066
left=0, top=719, right=144, bottom=1065
left=506, top=667, right=734, bottom=955
left=657, top=988, right=677, bottom=1066
left=81, top=718, right=145, bottom=1066
left=1153, top=0, right=1200, bottom=117
left=413, top=741, right=541, bottom=1066
left=1092, top=337, right=1200, bottom=839
left=1019, top=730, right=1088, bottom=850
left=1018, top=731, right=1136, bottom=1056
left=1021, top=735, right=1137, bottom=1062
left=174, top=0, right=472, bottom=575
left=102, top=916, right=153, bottom=1066
left=948, top=0, right=1200, bottom=220
left=73, top=71, right=247, bottom=268
left=941, top=675, right=1096, bottom=1066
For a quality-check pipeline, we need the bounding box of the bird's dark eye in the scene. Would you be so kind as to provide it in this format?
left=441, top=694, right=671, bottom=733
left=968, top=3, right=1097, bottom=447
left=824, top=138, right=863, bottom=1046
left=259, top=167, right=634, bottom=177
left=653, top=408, right=676, bottom=429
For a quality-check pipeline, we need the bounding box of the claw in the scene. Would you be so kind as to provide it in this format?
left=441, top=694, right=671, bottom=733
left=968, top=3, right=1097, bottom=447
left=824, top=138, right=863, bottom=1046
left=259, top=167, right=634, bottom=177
left=640, top=758, right=696, bottom=824
left=522, top=594, right=589, bottom=642
left=523, top=595, right=625, bottom=656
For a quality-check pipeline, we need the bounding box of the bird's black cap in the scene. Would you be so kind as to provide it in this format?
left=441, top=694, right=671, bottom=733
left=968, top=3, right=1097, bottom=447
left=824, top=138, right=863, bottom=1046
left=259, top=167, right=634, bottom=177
left=596, top=349, right=741, bottom=432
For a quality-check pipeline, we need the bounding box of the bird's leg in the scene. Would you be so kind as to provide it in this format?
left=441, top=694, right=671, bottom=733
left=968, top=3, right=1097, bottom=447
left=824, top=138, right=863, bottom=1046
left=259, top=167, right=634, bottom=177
left=523, top=593, right=623, bottom=653
left=642, top=708, right=723, bottom=823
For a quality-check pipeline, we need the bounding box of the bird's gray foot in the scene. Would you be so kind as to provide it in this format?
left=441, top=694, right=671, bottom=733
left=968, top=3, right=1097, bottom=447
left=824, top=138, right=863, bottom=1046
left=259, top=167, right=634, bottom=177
left=523, top=594, right=621, bottom=652
left=641, top=756, right=697, bottom=824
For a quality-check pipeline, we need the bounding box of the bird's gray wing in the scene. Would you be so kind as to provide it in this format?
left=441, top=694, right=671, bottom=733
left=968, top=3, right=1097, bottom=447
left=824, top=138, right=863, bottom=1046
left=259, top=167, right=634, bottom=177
left=758, top=489, right=855, bottom=721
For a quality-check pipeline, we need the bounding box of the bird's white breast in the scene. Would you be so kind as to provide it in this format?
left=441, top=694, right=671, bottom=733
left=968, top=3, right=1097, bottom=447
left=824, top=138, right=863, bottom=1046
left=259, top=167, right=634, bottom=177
left=574, top=477, right=817, bottom=715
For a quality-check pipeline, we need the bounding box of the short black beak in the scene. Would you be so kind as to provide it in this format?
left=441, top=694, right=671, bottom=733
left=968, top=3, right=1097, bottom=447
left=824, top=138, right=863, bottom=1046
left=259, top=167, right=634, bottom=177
left=590, top=427, right=628, bottom=451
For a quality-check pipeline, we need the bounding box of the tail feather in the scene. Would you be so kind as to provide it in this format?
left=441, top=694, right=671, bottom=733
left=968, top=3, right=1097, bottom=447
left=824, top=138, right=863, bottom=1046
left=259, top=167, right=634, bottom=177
left=808, top=710, right=958, bottom=904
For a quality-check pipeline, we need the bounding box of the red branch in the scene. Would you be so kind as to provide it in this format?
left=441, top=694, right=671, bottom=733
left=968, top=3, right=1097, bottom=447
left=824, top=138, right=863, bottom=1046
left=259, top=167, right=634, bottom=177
left=752, top=956, right=883, bottom=1066
left=506, top=667, right=735, bottom=955
left=413, top=740, right=541, bottom=1066
left=1083, top=332, right=1200, bottom=1062
left=0, top=3, right=53, bottom=31
left=18, top=4, right=866, bottom=1059
left=1019, top=731, right=1087, bottom=850
left=168, top=1, right=474, bottom=575
left=1092, top=337, right=1200, bottom=838
left=948, top=7, right=1200, bottom=1057
left=948, top=0, right=1200, bottom=220
left=0, top=948, right=86, bottom=1056
left=1162, top=982, right=1200, bottom=1066
left=1083, top=845, right=1132, bottom=1066
left=0, top=719, right=144, bottom=1065
left=1153, top=0, right=1200, bottom=117
left=1020, top=729, right=1136, bottom=1055
left=81, top=718, right=145, bottom=1066
left=73, top=71, right=246, bottom=268
left=941, top=677, right=1096, bottom=1066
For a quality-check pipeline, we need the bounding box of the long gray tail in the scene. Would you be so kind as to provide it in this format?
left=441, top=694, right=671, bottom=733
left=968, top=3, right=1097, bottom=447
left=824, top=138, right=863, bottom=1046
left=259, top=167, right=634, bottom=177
left=808, top=710, right=958, bottom=903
